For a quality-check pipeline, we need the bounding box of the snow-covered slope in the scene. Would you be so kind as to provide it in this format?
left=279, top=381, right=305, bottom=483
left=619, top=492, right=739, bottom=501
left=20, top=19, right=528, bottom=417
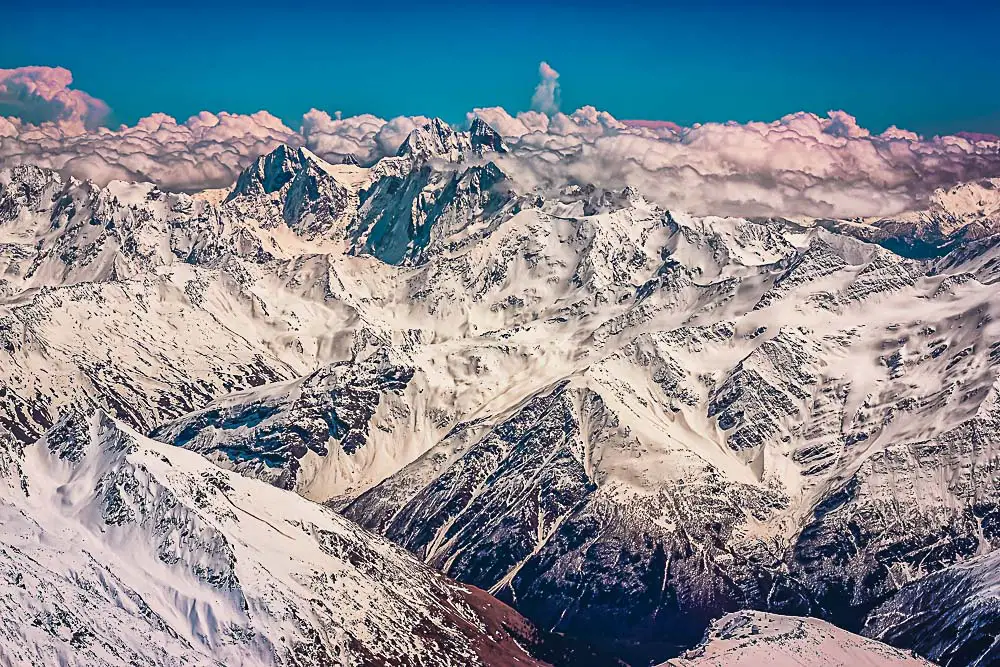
left=662, top=611, right=933, bottom=666
left=339, top=209, right=1000, bottom=662
left=0, top=411, right=550, bottom=666
left=150, top=344, right=424, bottom=501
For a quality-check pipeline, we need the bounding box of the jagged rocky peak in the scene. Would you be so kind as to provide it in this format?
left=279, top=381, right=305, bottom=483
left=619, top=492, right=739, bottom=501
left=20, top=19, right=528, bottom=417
left=468, top=116, right=510, bottom=153
left=225, top=143, right=349, bottom=202
left=354, top=132, right=519, bottom=265
left=0, top=164, right=65, bottom=223
left=396, top=117, right=508, bottom=162
left=1, top=162, right=60, bottom=196
left=221, top=143, right=355, bottom=235
left=396, top=118, right=466, bottom=160
left=226, top=142, right=305, bottom=200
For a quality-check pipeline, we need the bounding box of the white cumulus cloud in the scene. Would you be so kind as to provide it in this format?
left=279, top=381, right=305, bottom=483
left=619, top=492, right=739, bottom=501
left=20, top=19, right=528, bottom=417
left=477, top=106, right=1000, bottom=218
left=301, top=110, right=386, bottom=164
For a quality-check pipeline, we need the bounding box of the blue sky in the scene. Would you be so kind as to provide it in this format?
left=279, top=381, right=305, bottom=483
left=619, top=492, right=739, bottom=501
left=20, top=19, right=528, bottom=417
left=3, top=0, right=999, bottom=135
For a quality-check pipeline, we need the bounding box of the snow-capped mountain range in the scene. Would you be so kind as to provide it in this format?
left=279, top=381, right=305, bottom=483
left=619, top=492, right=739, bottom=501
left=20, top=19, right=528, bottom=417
left=1, top=117, right=999, bottom=666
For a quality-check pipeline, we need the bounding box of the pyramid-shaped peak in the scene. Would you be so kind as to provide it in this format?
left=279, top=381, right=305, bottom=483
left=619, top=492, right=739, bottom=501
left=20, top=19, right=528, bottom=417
left=428, top=117, right=454, bottom=135
left=469, top=117, right=509, bottom=153
left=225, top=144, right=346, bottom=203
left=396, top=118, right=464, bottom=159
left=227, top=143, right=306, bottom=201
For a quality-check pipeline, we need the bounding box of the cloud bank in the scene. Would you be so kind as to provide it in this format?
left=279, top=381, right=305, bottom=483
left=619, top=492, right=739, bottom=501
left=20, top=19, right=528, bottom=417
left=471, top=105, right=1000, bottom=217
left=2, top=65, right=1000, bottom=218
left=0, top=107, right=300, bottom=191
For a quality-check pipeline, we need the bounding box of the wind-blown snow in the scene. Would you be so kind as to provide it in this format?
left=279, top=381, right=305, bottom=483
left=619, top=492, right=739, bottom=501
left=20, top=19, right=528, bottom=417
left=0, top=410, right=546, bottom=666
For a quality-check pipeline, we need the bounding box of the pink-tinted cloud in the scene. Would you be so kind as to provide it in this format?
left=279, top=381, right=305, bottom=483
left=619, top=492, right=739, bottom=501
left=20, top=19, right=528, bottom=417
left=957, top=131, right=1000, bottom=143
left=622, top=119, right=684, bottom=135
left=0, top=66, right=110, bottom=132
left=467, top=107, right=550, bottom=138
left=301, top=110, right=386, bottom=163
left=0, top=107, right=299, bottom=191
left=491, top=109, right=1000, bottom=217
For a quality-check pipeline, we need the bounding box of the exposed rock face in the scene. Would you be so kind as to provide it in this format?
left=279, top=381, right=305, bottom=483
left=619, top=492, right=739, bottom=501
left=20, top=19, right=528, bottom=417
left=225, top=145, right=355, bottom=238
left=151, top=346, right=417, bottom=499
left=864, top=550, right=1000, bottom=667
left=396, top=117, right=508, bottom=161
left=355, top=158, right=516, bottom=265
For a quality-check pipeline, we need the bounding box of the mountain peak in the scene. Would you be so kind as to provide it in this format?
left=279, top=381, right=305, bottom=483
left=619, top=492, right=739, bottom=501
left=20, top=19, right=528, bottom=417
left=469, top=116, right=509, bottom=153
left=395, top=117, right=508, bottom=162
left=296, top=146, right=338, bottom=171
left=225, top=144, right=346, bottom=210
left=226, top=142, right=305, bottom=201
left=395, top=118, right=463, bottom=160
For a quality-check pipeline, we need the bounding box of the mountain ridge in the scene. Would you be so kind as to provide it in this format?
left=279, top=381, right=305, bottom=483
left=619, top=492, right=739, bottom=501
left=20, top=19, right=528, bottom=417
left=0, top=408, right=556, bottom=666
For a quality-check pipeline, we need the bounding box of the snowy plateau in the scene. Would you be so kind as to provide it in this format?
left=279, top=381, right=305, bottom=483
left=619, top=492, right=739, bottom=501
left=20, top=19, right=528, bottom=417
left=1, top=117, right=999, bottom=666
